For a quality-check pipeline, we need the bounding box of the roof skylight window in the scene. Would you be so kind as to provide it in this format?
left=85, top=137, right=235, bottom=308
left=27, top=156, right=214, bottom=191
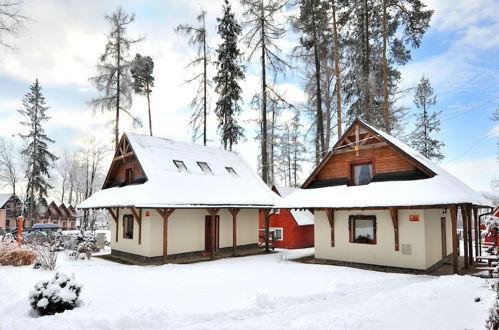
left=226, top=167, right=238, bottom=177
left=197, top=162, right=213, bottom=175
left=173, top=160, right=188, bottom=173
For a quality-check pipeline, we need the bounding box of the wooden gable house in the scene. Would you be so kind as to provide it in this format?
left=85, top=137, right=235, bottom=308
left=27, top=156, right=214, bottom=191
left=78, top=132, right=278, bottom=263
left=277, top=119, right=491, bottom=274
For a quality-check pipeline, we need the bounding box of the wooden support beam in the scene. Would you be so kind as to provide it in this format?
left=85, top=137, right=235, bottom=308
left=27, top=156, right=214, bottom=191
left=261, top=209, right=271, bottom=253
left=156, top=208, right=175, bottom=264
left=206, top=208, right=220, bottom=259
left=389, top=207, right=399, bottom=251
left=229, top=208, right=240, bottom=257
left=466, top=204, right=473, bottom=265
left=449, top=205, right=459, bottom=274
left=461, top=204, right=469, bottom=269
left=325, top=209, right=335, bottom=247
left=473, top=206, right=479, bottom=260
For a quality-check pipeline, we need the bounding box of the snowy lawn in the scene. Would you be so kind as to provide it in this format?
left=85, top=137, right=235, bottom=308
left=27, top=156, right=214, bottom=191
left=0, top=248, right=495, bottom=330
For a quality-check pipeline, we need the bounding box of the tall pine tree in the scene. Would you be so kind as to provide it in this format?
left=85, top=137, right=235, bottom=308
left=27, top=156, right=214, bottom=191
left=18, top=79, right=56, bottom=224
left=89, top=7, right=143, bottom=150
left=410, top=75, right=444, bottom=161
left=130, top=53, right=155, bottom=136
left=214, top=0, right=245, bottom=150
left=176, top=9, right=210, bottom=146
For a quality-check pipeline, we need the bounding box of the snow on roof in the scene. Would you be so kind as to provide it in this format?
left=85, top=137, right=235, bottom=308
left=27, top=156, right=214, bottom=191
left=276, top=120, right=491, bottom=209
left=0, top=194, right=12, bottom=208
left=273, top=186, right=314, bottom=225
left=78, top=133, right=279, bottom=209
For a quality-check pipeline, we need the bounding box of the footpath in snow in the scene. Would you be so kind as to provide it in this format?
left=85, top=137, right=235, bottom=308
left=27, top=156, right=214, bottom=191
left=0, top=248, right=494, bottom=330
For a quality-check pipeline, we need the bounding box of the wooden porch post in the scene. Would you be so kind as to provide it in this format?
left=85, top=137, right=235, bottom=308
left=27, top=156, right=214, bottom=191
left=461, top=204, right=469, bottom=269
left=129, top=207, right=142, bottom=245
left=325, top=209, right=335, bottom=247
left=389, top=207, right=399, bottom=251
left=207, top=208, right=220, bottom=259
left=229, top=208, right=240, bottom=256
left=466, top=204, right=473, bottom=265
left=261, top=209, right=271, bottom=253
left=473, top=206, right=479, bottom=258
left=107, top=208, right=119, bottom=242
left=449, top=205, right=459, bottom=274
left=156, top=208, right=175, bottom=264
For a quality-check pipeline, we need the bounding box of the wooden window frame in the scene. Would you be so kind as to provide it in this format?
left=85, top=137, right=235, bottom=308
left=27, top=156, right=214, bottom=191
left=122, top=214, right=134, bottom=239
left=349, top=215, right=377, bottom=245
left=349, top=159, right=376, bottom=186
left=125, top=166, right=135, bottom=185
left=5, top=219, right=9, bottom=227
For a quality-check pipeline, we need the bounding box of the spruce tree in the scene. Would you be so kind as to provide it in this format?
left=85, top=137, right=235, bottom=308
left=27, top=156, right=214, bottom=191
left=213, top=0, right=245, bottom=150
left=410, top=75, right=444, bottom=161
left=130, top=54, right=155, bottom=136
left=18, top=79, right=56, bottom=224
left=89, top=7, right=143, bottom=150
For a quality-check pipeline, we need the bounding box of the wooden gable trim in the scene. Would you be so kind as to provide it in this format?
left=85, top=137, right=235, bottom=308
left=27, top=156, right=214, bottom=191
left=102, top=133, right=149, bottom=189
left=302, top=119, right=435, bottom=188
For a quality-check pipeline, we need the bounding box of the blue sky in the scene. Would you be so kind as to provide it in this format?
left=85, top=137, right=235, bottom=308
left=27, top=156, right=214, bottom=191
left=0, top=0, right=498, bottom=196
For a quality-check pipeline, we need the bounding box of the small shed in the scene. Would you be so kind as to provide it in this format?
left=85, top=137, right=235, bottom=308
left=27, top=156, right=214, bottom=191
left=78, top=132, right=278, bottom=263
left=259, top=186, right=314, bottom=249
left=277, top=119, right=491, bottom=274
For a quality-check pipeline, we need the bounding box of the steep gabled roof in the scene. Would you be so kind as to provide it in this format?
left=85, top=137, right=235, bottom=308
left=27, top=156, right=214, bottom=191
left=0, top=194, right=12, bottom=208
left=277, top=119, right=490, bottom=209
left=273, top=186, right=314, bottom=226
left=78, top=133, right=278, bottom=209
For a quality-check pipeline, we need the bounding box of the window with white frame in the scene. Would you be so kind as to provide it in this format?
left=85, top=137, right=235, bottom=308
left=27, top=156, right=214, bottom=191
left=270, top=227, right=283, bottom=241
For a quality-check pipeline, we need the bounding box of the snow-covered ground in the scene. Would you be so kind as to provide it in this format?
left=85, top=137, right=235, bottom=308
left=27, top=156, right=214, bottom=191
left=0, top=248, right=495, bottom=330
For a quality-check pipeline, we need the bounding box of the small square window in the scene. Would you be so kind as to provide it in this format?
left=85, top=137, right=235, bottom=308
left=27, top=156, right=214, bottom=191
left=174, top=160, right=188, bottom=173
left=270, top=227, right=283, bottom=241
left=351, top=162, right=373, bottom=185
left=197, top=162, right=213, bottom=175
left=226, top=167, right=238, bottom=177
left=349, top=215, right=376, bottom=244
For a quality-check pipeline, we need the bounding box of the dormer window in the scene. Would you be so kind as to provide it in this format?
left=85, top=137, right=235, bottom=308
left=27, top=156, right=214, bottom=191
left=226, top=167, right=237, bottom=177
left=197, top=162, right=213, bottom=175
left=174, top=160, right=188, bottom=173
left=351, top=161, right=373, bottom=185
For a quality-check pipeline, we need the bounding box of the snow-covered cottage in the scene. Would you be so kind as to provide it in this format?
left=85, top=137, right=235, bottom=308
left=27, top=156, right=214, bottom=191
left=78, top=133, right=277, bottom=263
left=277, top=119, right=491, bottom=274
left=259, top=186, right=314, bottom=249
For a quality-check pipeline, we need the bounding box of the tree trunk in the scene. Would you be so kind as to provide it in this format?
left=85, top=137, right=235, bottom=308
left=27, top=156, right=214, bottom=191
left=382, top=3, right=390, bottom=132
left=260, top=3, right=269, bottom=184
left=115, top=26, right=121, bottom=151
left=203, top=15, right=207, bottom=146
left=314, top=41, right=325, bottom=165
left=147, top=82, right=152, bottom=136
left=332, top=0, right=343, bottom=138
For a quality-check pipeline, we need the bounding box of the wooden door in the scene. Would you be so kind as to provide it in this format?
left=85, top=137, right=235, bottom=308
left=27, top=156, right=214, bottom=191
left=441, top=217, right=447, bottom=258
left=205, top=215, right=220, bottom=252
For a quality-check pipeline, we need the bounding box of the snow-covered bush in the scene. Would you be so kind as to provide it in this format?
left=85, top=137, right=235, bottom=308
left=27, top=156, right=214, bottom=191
left=29, top=236, right=59, bottom=271
left=69, top=233, right=97, bottom=260
left=486, top=281, right=499, bottom=329
left=29, top=272, right=82, bottom=316
left=0, top=242, right=36, bottom=266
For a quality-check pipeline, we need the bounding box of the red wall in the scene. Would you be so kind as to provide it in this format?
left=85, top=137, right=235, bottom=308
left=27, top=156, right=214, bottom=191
left=259, top=209, right=314, bottom=249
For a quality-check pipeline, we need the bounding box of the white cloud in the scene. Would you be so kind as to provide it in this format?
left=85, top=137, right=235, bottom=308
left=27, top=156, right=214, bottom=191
left=441, top=157, right=497, bottom=192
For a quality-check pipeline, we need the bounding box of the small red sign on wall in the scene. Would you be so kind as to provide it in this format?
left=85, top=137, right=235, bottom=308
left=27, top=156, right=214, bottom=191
left=409, top=215, right=420, bottom=222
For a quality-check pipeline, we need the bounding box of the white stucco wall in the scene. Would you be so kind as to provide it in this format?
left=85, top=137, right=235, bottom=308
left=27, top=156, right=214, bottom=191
left=110, top=208, right=259, bottom=258
left=315, top=208, right=451, bottom=270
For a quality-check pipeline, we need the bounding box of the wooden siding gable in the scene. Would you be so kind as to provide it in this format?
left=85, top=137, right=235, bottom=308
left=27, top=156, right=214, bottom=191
left=302, top=119, right=435, bottom=189
left=102, top=133, right=148, bottom=189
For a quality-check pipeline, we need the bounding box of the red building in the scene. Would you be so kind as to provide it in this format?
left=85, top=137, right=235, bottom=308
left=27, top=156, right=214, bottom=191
left=481, top=207, right=499, bottom=243
left=259, top=186, right=314, bottom=249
